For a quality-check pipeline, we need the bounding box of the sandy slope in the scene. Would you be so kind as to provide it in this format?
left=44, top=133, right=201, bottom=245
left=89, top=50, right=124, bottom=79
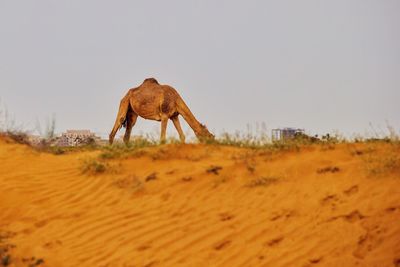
left=0, top=138, right=399, bottom=267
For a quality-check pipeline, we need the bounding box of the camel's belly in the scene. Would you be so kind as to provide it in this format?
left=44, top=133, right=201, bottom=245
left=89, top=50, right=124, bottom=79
left=132, top=102, right=162, bottom=121
left=138, top=112, right=162, bottom=121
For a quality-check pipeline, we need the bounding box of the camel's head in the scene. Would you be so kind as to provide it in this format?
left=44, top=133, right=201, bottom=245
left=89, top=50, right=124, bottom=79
left=196, top=124, right=215, bottom=142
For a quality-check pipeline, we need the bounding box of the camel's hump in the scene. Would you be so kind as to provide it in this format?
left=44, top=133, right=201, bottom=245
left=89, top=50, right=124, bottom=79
left=142, top=78, right=159, bottom=84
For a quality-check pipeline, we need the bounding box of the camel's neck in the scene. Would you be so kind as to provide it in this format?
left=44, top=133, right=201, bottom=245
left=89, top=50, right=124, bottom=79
left=176, top=98, right=204, bottom=136
left=186, top=117, right=204, bottom=136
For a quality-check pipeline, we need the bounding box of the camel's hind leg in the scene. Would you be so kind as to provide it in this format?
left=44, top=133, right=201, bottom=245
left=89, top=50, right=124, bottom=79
left=160, top=117, right=168, bottom=144
left=109, top=95, right=130, bottom=144
left=123, top=111, right=138, bottom=145
left=171, top=115, right=185, bottom=143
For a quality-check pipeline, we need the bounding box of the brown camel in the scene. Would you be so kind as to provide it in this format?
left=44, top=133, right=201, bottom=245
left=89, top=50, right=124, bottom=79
left=109, top=78, right=214, bottom=144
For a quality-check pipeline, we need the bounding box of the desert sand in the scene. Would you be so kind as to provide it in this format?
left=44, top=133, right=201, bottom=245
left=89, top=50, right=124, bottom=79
left=0, top=137, right=399, bottom=267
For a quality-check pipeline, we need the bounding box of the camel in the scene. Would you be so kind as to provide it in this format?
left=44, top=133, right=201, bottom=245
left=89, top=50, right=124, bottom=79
left=109, top=78, right=214, bottom=145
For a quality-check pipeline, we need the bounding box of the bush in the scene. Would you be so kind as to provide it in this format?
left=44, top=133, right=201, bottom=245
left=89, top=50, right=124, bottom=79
left=82, top=159, right=108, bottom=174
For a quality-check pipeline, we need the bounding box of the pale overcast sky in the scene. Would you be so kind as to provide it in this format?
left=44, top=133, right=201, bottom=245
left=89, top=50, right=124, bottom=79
left=0, top=0, right=399, bottom=139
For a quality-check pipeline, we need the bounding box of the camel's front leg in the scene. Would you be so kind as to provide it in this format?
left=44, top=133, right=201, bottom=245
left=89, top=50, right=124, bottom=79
left=160, top=118, right=168, bottom=144
left=171, top=115, right=185, bottom=143
left=123, top=112, right=138, bottom=145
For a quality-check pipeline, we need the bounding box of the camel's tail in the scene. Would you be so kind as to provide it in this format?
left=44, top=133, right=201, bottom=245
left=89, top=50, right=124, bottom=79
left=176, top=96, right=214, bottom=141
left=109, top=92, right=131, bottom=144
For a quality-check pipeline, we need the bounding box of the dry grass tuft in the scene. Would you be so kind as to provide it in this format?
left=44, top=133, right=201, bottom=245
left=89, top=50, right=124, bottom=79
left=207, top=165, right=223, bottom=175
left=246, top=176, right=279, bottom=187
left=365, top=153, right=400, bottom=177
left=317, top=166, right=341, bottom=174
left=114, top=175, right=144, bottom=193
left=99, top=137, right=156, bottom=160
left=82, top=159, right=109, bottom=175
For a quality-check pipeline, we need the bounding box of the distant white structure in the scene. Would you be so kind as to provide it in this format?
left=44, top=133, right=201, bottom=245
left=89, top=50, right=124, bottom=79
left=58, top=130, right=99, bottom=147
left=271, top=128, right=305, bottom=141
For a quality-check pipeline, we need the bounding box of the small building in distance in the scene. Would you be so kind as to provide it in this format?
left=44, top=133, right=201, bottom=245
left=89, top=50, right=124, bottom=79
left=58, top=130, right=100, bottom=147
left=271, top=127, right=305, bottom=141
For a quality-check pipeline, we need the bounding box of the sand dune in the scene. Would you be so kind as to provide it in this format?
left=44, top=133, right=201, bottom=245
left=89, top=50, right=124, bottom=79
left=0, top=138, right=399, bottom=267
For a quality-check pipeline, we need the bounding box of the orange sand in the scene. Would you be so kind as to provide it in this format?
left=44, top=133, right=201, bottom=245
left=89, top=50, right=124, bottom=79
left=0, top=138, right=399, bottom=267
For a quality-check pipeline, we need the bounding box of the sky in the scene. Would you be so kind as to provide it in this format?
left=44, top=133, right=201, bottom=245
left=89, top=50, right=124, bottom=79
left=0, top=0, right=399, bottom=139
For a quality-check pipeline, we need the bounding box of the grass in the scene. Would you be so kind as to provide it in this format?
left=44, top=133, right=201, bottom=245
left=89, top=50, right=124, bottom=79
left=1, top=104, right=399, bottom=159
left=44, top=129, right=399, bottom=163
left=114, top=175, right=144, bottom=194
left=2, top=129, right=399, bottom=159
left=204, top=130, right=344, bottom=153
left=351, top=138, right=400, bottom=177
left=99, top=137, right=157, bottom=160
left=82, top=159, right=109, bottom=175
left=365, top=152, right=400, bottom=177
left=0, top=131, right=31, bottom=145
